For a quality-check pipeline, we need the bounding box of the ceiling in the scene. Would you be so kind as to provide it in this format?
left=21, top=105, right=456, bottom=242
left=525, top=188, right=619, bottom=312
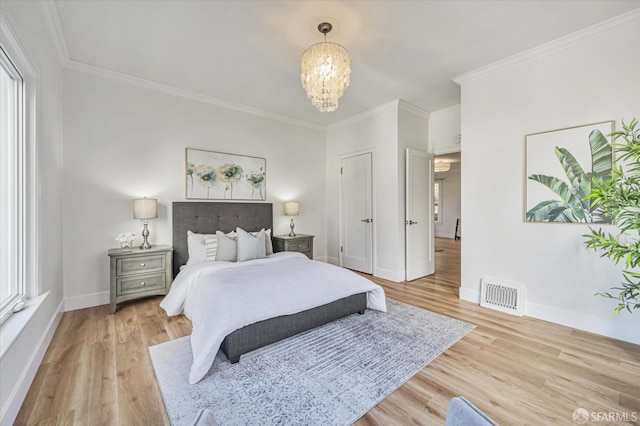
left=52, top=1, right=639, bottom=126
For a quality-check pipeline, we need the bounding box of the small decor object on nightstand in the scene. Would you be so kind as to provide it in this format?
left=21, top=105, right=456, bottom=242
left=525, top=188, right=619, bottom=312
left=273, top=234, right=314, bottom=259
left=284, top=200, right=299, bottom=237
left=115, top=232, right=135, bottom=250
left=133, top=198, right=158, bottom=249
left=108, top=245, right=173, bottom=314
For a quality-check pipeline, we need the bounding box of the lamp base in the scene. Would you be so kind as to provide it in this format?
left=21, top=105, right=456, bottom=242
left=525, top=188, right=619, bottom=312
left=140, top=221, right=152, bottom=250
left=289, top=217, right=296, bottom=237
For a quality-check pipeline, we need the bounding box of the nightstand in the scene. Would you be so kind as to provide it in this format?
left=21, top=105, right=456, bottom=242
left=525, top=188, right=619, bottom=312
left=107, top=245, right=173, bottom=314
left=273, top=234, right=314, bottom=259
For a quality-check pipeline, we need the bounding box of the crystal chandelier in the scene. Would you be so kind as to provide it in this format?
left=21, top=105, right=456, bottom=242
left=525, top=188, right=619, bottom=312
left=300, top=22, right=351, bottom=113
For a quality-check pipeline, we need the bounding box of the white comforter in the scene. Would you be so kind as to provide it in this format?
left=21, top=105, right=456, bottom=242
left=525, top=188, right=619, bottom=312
left=160, top=251, right=386, bottom=384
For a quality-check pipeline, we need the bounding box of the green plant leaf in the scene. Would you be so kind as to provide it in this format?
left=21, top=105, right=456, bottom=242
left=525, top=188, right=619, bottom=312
left=528, top=174, right=577, bottom=204
left=555, top=147, right=585, bottom=187
left=589, top=129, right=612, bottom=177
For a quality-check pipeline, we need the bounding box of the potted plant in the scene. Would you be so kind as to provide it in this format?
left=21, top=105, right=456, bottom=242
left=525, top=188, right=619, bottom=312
left=584, top=118, right=640, bottom=313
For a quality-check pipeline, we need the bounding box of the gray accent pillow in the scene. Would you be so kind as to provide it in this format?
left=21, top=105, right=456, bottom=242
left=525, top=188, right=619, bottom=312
left=215, top=231, right=237, bottom=262
left=237, top=228, right=267, bottom=262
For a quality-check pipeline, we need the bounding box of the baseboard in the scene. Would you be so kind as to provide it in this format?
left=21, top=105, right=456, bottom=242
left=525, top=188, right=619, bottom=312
left=64, top=291, right=109, bottom=311
left=458, top=286, right=639, bottom=344
left=459, top=286, right=479, bottom=303
left=374, top=267, right=404, bottom=283
left=435, top=232, right=455, bottom=239
left=326, top=256, right=340, bottom=266
left=314, top=256, right=328, bottom=263
left=1, top=297, right=63, bottom=426
left=524, top=301, right=640, bottom=345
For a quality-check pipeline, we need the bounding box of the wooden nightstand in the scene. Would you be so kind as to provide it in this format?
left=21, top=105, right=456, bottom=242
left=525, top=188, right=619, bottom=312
left=107, top=245, right=173, bottom=314
left=273, top=234, right=314, bottom=259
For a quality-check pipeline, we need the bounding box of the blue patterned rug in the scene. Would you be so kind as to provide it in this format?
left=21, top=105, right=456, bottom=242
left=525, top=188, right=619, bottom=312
left=149, top=299, right=475, bottom=425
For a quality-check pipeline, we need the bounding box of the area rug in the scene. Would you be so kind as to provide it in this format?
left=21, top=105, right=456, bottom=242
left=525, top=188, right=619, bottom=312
left=149, top=299, right=475, bottom=426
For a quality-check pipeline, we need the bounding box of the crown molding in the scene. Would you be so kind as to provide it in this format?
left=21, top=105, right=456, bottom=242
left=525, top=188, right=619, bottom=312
left=327, top=99, right=400, bottom=130
left=65, top=60, right=325, bottom=131
left=38, top=0, right=69, bottom=65
left=398, top=99, right=429, bottom=118
left=453, top=8, right=640, bottom=85
left=428, top=104, right=460, bottom=118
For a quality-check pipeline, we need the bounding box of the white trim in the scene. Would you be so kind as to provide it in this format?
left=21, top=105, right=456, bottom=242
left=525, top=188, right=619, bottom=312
left=428, top=104, right=460, bottom=118
left=458, top=286, right=639, bottom=344
left=459, top=286, right=480, bottom=303
left=433, top=146, right=462, bottom=156
left=453, top=9, right=640, bottom=85
left=327, top=99, right=399, bottom=130
left=326, top=256, right=340, bottom=266
left=398, top=99, right=429, bottom=118
left=313, top=256, right=328, bottom=264
left=374, top=267, right=404, bottom=283
left=524, top=301, right=640, bottom=345
left=38, top=0, right=69, bottom=65
left=0, top=295, right=63, bottom=426
left=64, top=290, right=109, bottom=312
left=65, top=60, right=325, bottom=131
left=0, top=10, right=41, bottom=306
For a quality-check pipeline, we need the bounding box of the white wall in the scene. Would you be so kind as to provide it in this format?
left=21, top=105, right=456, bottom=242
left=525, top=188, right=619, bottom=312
left=456, top=11, right=640, bottom=344
left=62, top=69, right=326, bottom=307
left=0, top=2, right=65, bottom=425
left=325, top=100, right=428, bottom=282
left=434, top=164, right=461, bottom=239
left=428, top=104, right=461, bottom=155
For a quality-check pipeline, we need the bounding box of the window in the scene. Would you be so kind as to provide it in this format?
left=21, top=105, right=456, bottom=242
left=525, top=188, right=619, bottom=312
left=434, top=180, right=443, bottom=225
left=0, top=16, right=37, bottom=326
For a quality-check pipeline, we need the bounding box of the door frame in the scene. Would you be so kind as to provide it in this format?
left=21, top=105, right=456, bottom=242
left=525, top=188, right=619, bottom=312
left=339, top=148, right=376, bottom=273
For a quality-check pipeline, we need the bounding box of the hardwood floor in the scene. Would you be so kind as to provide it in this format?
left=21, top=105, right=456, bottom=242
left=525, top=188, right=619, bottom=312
left=16, top=238, right=640, bottom=425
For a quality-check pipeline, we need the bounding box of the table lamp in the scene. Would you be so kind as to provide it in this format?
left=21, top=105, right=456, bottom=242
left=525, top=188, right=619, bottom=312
left=284, top=201, right=299, bottom=237
left=133, top=198, right=158, bottom=249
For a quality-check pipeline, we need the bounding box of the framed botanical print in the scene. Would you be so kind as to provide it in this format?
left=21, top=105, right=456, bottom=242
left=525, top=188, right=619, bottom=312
left=186, top=148, right=266, bottom=200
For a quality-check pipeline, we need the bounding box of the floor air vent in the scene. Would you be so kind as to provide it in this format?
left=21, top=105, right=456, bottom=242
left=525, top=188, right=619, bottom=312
left=480, top=277, right=524, bottom=316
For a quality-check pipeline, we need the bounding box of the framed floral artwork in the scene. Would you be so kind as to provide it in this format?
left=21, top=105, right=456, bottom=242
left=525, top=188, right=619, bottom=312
left=185, top=148, right=266, bottom=200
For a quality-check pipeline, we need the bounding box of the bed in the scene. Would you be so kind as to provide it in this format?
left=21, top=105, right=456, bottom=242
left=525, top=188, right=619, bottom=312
left=163, top=202, right=386, bottom=384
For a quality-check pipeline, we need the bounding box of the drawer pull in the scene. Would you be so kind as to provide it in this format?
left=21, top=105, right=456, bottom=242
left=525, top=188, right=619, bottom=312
left=140, top=263, right=146, bottom=267
left=140, top=282, right=146, bottom=286
left=298, top=244, right=303, bottom=248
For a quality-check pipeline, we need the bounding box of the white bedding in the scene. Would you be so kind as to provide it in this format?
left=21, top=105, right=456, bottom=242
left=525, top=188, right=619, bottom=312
left=160, top=251, right=387, bottom=384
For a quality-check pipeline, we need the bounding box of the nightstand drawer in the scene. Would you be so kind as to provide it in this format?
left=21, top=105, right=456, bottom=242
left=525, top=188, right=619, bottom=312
left=288, top=240, right=310, bottom=251
left=117, top=254, right=164, bottom=275
left=118, top=272, right=166, bottom=295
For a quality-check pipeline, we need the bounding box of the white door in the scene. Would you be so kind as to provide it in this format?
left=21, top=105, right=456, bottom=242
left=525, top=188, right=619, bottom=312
left=341, top=152, right=373, bottom=274
left=405, top=148, right=435, bottom=281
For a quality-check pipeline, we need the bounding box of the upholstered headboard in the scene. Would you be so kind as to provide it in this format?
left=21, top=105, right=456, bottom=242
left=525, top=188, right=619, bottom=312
left=172, top=202, right=273, bottom=277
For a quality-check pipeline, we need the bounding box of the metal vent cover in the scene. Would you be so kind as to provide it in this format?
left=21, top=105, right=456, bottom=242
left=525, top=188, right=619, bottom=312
left=480, top=277, right=524, bottom=316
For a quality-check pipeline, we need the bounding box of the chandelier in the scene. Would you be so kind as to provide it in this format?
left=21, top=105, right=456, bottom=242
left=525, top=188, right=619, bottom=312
left=300, top=22, right=351, bottom=113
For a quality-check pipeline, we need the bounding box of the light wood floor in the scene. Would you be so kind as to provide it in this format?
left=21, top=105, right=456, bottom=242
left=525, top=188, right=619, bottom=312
left=16, top=238, right=640, bottom=425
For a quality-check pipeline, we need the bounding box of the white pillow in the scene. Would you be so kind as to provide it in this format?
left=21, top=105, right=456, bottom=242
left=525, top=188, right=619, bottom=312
left=250, top=228, right=273, bottom=255
left=215, top=231, right=238, bottom=262
left=237, top=228, right=267, bottom=262
left=187, top=230, right=238, bottom=265
left=186, top=231, right=215, bottom=265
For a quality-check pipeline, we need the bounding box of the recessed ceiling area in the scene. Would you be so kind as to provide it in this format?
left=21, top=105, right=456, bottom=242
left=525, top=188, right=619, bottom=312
left=52, top=1, right=639, bottom=126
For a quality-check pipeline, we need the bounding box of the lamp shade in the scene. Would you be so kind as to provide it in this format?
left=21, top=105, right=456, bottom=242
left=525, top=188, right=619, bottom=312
left=284, top=201, right=299, bottom=216
left=133, top=198, right=158, bottom=219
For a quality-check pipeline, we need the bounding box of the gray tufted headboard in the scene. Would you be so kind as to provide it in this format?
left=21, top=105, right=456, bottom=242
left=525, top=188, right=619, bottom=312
left=172, top=202, right=273, bottom=278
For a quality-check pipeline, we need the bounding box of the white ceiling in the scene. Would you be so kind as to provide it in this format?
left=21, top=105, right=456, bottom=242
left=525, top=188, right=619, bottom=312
left=53, top=0, right=639, bottom=126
